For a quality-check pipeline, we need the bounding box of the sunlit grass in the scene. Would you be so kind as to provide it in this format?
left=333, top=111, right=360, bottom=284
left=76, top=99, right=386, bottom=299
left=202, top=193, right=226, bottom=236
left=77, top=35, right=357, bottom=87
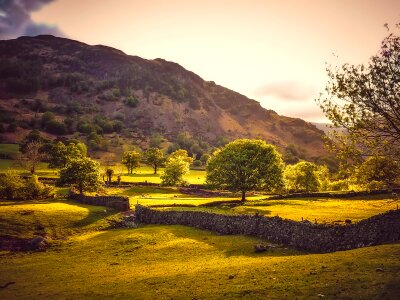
left=0, top=225, right=398, bottom=299
left=0, top=200, right=120, bottom=239
left=156, top=195, right=400, bottom=224
left=118, top=166, right=206, bottom=184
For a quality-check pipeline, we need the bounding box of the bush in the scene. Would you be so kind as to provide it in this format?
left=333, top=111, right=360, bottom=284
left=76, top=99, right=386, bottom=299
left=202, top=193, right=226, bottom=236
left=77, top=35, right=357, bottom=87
left=0, top=171, right=54, bottom=200
left=192, top=160, right=202, bottom=167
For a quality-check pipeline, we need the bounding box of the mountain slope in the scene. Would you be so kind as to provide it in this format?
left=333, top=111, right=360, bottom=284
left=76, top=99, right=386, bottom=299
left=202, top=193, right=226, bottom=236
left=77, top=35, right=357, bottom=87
left=0, top=35, right=327, bottom=160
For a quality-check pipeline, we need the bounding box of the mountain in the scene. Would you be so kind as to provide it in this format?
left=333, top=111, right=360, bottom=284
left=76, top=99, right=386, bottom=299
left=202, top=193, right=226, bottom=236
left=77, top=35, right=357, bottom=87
left=0, top=35, right=328, bottom=161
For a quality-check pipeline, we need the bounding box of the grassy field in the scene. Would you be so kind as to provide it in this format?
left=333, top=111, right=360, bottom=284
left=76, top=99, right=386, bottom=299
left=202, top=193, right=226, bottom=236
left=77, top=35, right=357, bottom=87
left=0, top=144, right=20, bottom=156
left=160, top=195, right=400, bottom=224
left=0, top=197, right=399, bottom=299
left=0, top=200, right=120, bottom=240
left=119, top=166, right=206, bottom=184
left=112, top=186, right=400, bottom=224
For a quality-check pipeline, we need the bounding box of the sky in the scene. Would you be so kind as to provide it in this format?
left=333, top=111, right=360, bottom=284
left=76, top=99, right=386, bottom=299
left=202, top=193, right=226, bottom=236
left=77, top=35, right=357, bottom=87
left=1, top=0, right=400, bottom=122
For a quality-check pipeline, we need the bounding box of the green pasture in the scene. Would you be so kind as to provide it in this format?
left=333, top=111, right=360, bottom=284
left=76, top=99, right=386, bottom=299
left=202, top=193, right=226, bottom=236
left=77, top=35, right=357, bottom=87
left=157, top=195, right=400, bottom=224
left=0, top=144, right=20, bottom=156
left=118, top=166, right=206, bottom=184
left=0, top=196, right=399, bottom=299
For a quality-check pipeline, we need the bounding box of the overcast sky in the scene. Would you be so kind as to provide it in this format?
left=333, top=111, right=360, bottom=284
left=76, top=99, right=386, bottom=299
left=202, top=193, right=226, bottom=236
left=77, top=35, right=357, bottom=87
left=1, top=0, right=400, bottom=122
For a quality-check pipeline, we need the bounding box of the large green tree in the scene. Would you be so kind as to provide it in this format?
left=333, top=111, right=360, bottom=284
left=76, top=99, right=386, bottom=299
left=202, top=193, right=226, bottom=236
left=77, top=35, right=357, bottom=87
left=206, top=139, right=284, bottom=201
left=318, top=27, right=400, bottom=161
left=48, top=141, right=86, bottom=169
left=121, top=151, right=141, bottom=174
left=59, top=157, right=102, bottom=194
left=144, top=148, right=165, bottom=174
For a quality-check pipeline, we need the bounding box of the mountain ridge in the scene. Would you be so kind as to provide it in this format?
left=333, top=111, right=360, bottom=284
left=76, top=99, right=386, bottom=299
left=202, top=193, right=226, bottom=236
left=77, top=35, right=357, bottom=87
left=0, top=35, right=328, bottom=162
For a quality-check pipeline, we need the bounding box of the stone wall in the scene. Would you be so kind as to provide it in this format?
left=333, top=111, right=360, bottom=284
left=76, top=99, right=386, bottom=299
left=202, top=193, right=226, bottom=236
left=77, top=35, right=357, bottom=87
left=69, top=192, right=130, bottom=211
left=135, top=205, right=400, bottom=253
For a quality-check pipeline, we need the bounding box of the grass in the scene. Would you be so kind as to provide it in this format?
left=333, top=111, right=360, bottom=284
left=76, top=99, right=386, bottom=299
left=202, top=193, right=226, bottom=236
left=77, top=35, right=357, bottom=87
left=0, top=224, right=399, bottom=299
left=0, top=144, right=20, bottom=156
left=0, top=200, right=120, bottom=240
left=0, top=159, right=57, bottom=177
left=0, top=197, right=399, bottom=298
left=119, top=166, right=206, bottom=184
left=161, top=195, right=400, bottom=224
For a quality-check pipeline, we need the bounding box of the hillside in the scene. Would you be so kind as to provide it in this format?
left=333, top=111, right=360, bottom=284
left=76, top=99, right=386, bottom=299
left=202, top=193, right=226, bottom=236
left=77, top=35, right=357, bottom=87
left=0, top=35, right=327, bottom=161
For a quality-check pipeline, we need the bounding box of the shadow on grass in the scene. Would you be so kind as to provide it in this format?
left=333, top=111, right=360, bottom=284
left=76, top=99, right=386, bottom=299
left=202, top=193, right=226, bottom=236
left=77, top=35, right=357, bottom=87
left=68, top=200, right=120, bottom=229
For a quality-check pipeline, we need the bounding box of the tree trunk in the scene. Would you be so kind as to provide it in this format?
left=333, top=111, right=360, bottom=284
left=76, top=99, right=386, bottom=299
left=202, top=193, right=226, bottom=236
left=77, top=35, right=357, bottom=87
left=154, top=165, right=157, bottom=175
left=30, top=165, right=35, bottom=174
left=241, top=190, right=246, bottom=202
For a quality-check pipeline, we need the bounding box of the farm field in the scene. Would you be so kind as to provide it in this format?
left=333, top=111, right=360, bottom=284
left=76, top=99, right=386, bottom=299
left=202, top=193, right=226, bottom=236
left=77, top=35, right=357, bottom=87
left=0, top=198, right=399, bottom=299
left=110, top=186, right=400, bottom=224
left=158, top=195, right=400, bottom=224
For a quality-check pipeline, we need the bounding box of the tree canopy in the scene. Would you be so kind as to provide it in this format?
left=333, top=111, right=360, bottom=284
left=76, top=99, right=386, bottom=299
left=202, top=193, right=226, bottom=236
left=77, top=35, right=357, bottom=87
left=121, top=150, right=141, bottom=174
left=318, top=27, right=400, bottom=161
left=59, top=157, right=102, bottom=194
left=160, top=149, right=193, bottom=186
left=144, top=148, right=165, bottom=174
left=284, top=161, right=325, bottom=192
left=48, top=141, right=86, bottom=169
left=206, top=139, right=284, bottom=201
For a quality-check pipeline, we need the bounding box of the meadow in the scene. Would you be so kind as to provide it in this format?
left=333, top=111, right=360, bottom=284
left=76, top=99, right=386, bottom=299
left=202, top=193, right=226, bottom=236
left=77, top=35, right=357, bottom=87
left=0, top=197, right=399, bottom=299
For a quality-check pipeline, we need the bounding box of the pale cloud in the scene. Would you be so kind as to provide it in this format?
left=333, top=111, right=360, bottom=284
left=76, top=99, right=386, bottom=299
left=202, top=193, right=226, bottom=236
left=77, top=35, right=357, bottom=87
left=254, top=81, right=317, bottom=102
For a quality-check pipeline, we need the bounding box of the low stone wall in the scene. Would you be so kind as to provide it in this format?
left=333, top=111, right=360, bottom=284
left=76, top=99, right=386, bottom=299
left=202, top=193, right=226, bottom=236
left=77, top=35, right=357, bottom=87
left=69, top=192, right=130, bottom=211
left=135, top=205, right=400, bottom=253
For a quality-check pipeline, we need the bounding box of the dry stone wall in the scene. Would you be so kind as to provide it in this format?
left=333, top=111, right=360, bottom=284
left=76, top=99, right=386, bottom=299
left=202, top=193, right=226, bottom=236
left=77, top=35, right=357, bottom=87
left=69, top=192, right=130, bottom=211
left=135, top=205, right=400, bottom=253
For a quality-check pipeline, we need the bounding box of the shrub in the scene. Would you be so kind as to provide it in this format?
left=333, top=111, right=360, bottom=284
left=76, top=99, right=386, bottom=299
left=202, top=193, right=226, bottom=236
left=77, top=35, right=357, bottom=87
left=0, top=171, right=54, bottom=200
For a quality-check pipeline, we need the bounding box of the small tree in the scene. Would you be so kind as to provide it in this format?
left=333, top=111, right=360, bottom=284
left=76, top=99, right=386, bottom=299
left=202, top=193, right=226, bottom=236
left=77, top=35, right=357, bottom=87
left=105, top=168, right=114, bottom=184
left=284, top=161, right=321, bottom=192
left=161, top=149, right=193, bottom=186
left=19, top=141, right=47, bottom=174
left=121, top=151, right=141, bottom=174
left=59, top=157, right=102, bottom=194
left=144, top=148, right=164, bottom=174
left=206, top=139, right=284, bottom=201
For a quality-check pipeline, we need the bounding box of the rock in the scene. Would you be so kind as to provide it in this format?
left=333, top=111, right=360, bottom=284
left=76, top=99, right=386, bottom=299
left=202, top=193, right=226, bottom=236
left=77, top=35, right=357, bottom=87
left=28, top=236, right=48, bottom=251
left=321, top=265, right=327, bottom=269
left=228, top=274, right=235, bottom=279
left=345, top=219, right=352, bottom=224
left=254, top=244, right=267, bottom=253
left=376, top=267, right=385, bottom=272
left=317, top=294, right=325, bottom=298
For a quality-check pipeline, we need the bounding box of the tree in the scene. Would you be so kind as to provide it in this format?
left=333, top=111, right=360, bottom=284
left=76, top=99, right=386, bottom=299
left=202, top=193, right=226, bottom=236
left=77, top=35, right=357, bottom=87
left=318, top=26, right=400, bottom=161
left=206, top=139, right=284, bottom=201
left=59, top=157, right=102, bottom=194
left=160, top=149, right=193, bottom=186
left=354, top=156, right=400, bottom=188
left=48, top=141, right=86, bottom=169
left=105, top=168, right=114, bottom=184
left=19, top=141, right=47, bottom=174
left=121, top=150, right=141, bottom=174
left=144, top=148, right=165, bottom=174
left=284, top=161, right=321, bottom=192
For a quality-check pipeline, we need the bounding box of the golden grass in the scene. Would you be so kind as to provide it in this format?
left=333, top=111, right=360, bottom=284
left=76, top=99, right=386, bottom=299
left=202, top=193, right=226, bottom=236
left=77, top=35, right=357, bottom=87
left=0, top=225, right=399, bottom=299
